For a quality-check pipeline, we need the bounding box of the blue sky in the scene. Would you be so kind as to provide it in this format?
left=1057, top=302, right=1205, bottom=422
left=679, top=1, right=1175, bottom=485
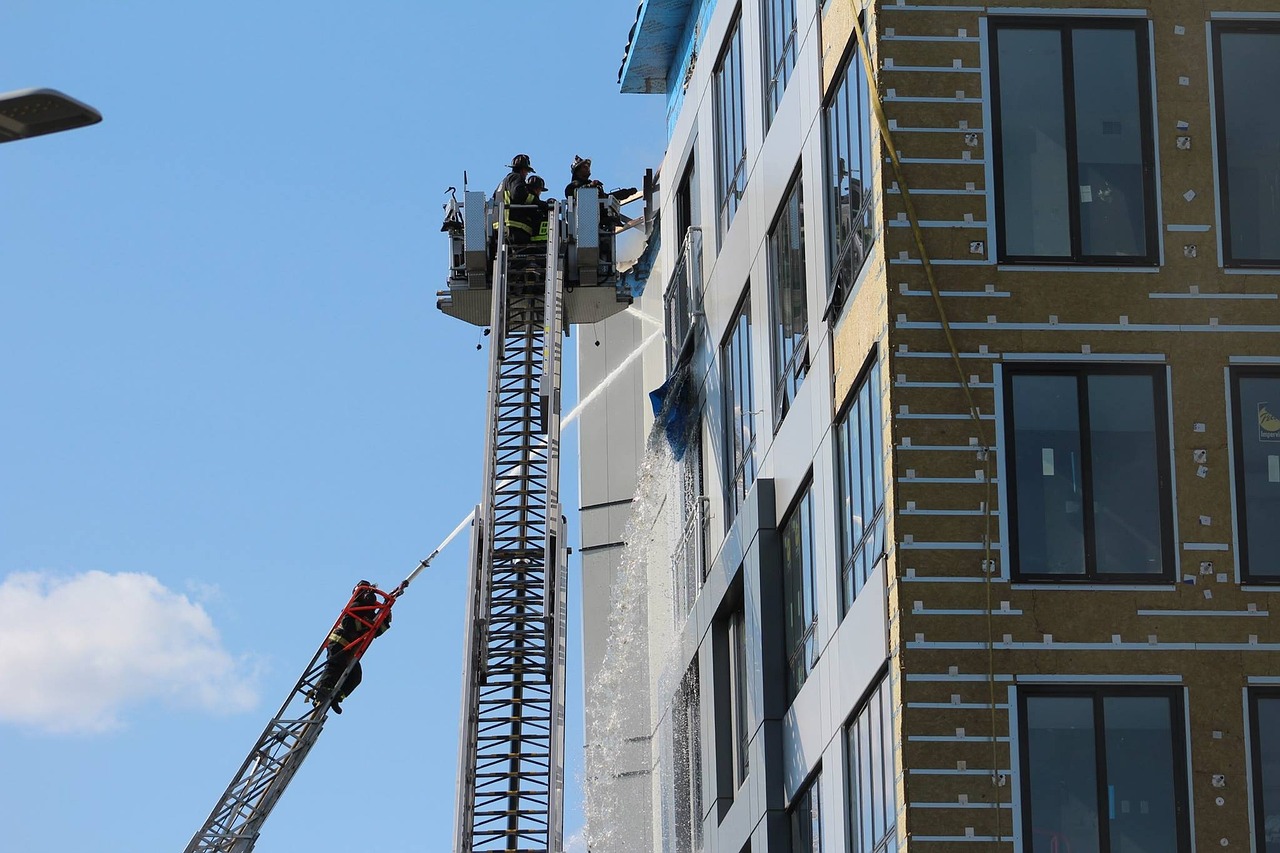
left=0, top=3, right=663, bottom=850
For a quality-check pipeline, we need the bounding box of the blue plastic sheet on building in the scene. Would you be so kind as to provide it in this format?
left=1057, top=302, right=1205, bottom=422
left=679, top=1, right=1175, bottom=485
left=648, top=363, right=695, bottom=460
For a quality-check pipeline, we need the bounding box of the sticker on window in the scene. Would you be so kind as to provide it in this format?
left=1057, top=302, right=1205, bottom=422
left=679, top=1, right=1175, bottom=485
left=1258, top=403, right=1280, bottom=442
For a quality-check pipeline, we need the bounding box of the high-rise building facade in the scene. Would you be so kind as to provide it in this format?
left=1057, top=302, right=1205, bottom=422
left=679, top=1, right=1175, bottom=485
left=577, top=1, right=1280, bottom=851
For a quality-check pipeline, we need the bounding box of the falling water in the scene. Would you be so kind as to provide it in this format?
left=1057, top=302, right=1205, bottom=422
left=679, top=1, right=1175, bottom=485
left=584, top=364, right=700, bottom=853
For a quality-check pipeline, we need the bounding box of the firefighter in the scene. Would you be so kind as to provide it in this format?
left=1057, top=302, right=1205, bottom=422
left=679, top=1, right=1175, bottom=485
left=314, top=580, right=391, bottom=714
left=495, top=153, right=535, bottom=200
left=513, top=174, right=552, bottom=244
left=494, top=153, right=545, bottom=244
left=563, top=155, right=603, bottom=199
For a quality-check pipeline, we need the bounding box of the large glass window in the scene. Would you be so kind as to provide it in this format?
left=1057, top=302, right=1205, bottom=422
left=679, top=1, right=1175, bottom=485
left=782, top=482, right=816, bottom=702
left=714, top=16, right=747, bottom=241
left=1213, top=24, right=1280, bottom=267
left=1249, top=689, right=1280, bottom=851
left=722, top=290, right=756, bottom=523
left=789, top=773, right=821, bottom=853
left=1003, top=365, right=1173, bottom=581
left=836, top=359, right=884, bottom=612
left=674, top=422, right=708, bottom=622
left=1230, top=369, right=1280, bottom=581
left=990, top=19, right=1157, bottom=264
left=768, top=172, right=809, bottom=426
left=728, top=603, right=750, bottom=786
left=676, top=150, right=700, bottom=248
left=824, top=36, right=875, bottom=313
left=714, top=594, right=751, bottom=806
left=1019, top=688, right=1190, bottom=853
left=846, top=677, right=896, bottom=853
left=762, top=0, right=798, bottom=129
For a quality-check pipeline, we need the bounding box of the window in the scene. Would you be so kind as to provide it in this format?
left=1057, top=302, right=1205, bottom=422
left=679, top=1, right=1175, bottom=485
left=722, top=290, right=756, bottom=523
left=824, top=36, right=875, bottom=313
left=676, top=150, right=700, bottom=247
left=671, top=663, right=703, bottom=853
left=761, top=0, right=799, bottom=129
left=989, top=19, right=1157, bottom=264
left=680, top=148, right=701, bottom=249
left=768, top=172, right=809, bottom=426
left=1230, top=369, right=1280, bottom=581
left=728, top=603, right=750, bottom=786
left=782, top=482, right=816, bottom=702
left=1249, top=689, right=1280, bottom=850
left=1018, top=687, right=1190, bottom=853
left=1213, top=24, right=1280, bottom=267
left=835, top=358, right=884, bottom=612
left=673, top=422, right=708, bottom=619
left=1003, top=365, right=1174, bottom=582
left=846, top=677, right=896, bottom=853
left=714, top=15, right=747, bottom=241
left=714, top=592, right=751, bottom=808
left=789, top=773, right=821, bottom=853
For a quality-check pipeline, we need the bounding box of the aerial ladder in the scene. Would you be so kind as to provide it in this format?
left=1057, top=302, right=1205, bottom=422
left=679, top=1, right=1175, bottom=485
left=440, top=186, right=634, bottom=852
left=182, top=184, right=635, bottom=852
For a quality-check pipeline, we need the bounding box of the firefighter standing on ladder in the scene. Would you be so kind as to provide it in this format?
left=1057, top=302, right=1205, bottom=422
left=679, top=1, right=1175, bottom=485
left=314, top=580, right=391, bottom=714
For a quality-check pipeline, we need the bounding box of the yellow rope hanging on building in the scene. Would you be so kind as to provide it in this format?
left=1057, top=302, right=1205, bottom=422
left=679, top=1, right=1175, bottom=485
left=847, top=4, right=1004, bottom=847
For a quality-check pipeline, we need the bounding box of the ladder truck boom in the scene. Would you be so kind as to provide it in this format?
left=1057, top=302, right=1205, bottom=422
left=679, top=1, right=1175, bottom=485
left=440, top=187, right=633, bottom=851
left=183, top=181, right=636, bottom=853
left=182, top=571, right=418, bottom=853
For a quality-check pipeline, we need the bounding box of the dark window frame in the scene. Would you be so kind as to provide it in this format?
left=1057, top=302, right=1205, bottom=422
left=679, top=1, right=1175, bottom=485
left=728, top=599, right=751, bottom=787
left=988, top=17, right=1159, bottom=266
left=844, top=670, right=896, bottom=853
left=761, top=0, right=799, bottom=130
left=1002, top=363, right=1176, bottom=583
left=713, top=578, right=751, bottom=814
left=1016, top=685, right=1192, bottom=853
left=721, top=286, right=757, bottom=525
left=768, top=165, right=810, bottom=429
left=787, top=768, right=822, bottom=853
left=822, top=29, right=876, bottom=318
left=835, top=352, right=885, bottom=614
left=781, top=474, right=817, bottom=704
left=675, top=147, right=698, bottom=247
left=1212, top=22, right=1280, bottom=269
left=1248, top=687, right=1280, bottom=847
left=1229, top=366, right=1280, bottom=583
left=714, top=10, right=748, bottom=243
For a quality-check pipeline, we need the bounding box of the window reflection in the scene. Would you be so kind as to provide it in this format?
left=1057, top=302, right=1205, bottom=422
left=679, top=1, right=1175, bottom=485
left=1216, top=28, right=1280, bottom=265
left=1006, top=367, right=1171, bottom=581
left=1021, top=690, right=1188, bottom=853
left=992, top=20, right=1155, bottom=263
left=1231, top=372, right=1280, bottom=579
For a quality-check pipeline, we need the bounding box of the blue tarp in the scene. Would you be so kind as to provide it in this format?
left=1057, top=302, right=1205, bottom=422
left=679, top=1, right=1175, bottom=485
left=648, top=364, right=696, bottom=460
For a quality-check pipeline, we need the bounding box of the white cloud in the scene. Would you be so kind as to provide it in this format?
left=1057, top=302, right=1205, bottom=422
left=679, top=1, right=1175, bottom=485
left=0, top=570, right=259, bottom=734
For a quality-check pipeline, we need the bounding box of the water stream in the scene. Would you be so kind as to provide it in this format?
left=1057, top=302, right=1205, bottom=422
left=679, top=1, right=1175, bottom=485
left=584, top=364, right=700, bottom=853
left=562, top=328, right=662, bottom=430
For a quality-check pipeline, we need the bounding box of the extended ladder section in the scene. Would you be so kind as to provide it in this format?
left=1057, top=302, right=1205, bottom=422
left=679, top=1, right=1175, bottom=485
left=184, top=586, right=396, bottom=853
left=455, top=202, right=568, bottom=853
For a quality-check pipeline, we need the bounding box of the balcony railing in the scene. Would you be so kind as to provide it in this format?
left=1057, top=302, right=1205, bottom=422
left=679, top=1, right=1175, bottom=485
left=671, top=495, right=709, bottom=625
left=664, top=228, right=704, bottom=372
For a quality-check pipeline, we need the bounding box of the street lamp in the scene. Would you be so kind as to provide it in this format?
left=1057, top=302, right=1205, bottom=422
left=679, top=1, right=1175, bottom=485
left=0, top=88, right=101, bottom=144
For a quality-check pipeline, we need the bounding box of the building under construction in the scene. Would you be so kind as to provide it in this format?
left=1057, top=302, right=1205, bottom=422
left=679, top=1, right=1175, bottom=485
left=579, top=0, right=1280, bottom=851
